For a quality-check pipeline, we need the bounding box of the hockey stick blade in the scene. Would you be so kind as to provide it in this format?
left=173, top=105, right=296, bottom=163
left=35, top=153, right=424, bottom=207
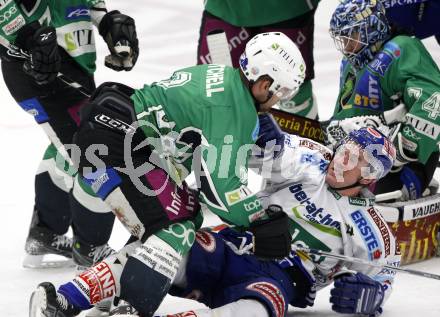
left=207, top=29, right=233, bottom=66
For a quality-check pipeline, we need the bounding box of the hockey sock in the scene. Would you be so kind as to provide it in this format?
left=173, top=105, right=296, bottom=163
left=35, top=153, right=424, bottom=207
left=57, top=241, right=138, bottom=310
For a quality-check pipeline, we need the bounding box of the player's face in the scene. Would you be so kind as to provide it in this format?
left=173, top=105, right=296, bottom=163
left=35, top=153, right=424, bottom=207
left=342, top=31, right=363, bottom=54
left=252, top=78, right=281, bottom=112
left=332, top=28, right=365, bottom=58
left=325, top=143, right=371, bottom=189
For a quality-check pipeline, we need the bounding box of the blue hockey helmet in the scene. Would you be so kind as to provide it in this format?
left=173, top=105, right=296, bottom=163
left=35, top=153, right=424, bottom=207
left=336, top=127, right=396, bottom=179
left=329, top=0, right=390, bottom=69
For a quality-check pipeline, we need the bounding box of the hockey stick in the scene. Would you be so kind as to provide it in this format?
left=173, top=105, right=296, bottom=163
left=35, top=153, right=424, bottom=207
left=293, top=245, right=440, bottom=280
left=206, top=29, right=233, bottom=66
left=0, top=34, right=92, bottom=98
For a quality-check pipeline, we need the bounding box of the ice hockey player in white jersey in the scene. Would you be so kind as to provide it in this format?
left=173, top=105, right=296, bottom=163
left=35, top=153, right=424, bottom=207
left=152, top=117, right=402, bottom=317
left=28, top=115, right=401, bottom=317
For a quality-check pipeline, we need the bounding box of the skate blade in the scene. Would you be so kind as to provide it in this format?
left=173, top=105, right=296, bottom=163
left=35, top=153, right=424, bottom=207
left=29, top=286, right=47, bottom=317
left=23, top=254, right=75, bottom=269
left=85, top=297, right=112, bottom=317
left=85, top=307, right=110, bottom=317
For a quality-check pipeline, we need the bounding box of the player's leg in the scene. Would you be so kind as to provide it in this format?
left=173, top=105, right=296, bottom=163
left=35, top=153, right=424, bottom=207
left=70, top=175, right=116, bottom=269
left=29, top=240, right=140, bottom=317
left=167, top=230, right=289, bottom=317
left=73, top=82, right=201, bottom=315
left=23, top=145, right=74, bottom=268
left=30, top=217, right=199, bottom=317
left=156, top=300, right=269, bottom=317
left=1, top=57, right=115, bottom=268
left=2, top=58, right=80, bottom=267
left=260, top=10, right=317, bottom=119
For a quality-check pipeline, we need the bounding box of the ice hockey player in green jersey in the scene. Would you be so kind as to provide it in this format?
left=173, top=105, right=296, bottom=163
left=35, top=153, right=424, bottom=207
left=327, top=0, right=440, bottom=200
left=28, top=32, right=306, bottom=317
left=0, top=0, right=139, bottom=269
left=198, top=0, right=320, bottom=119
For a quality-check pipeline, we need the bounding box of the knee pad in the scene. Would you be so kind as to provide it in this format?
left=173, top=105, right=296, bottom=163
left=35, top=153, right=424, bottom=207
left=120, top=236, right=183, bottom=316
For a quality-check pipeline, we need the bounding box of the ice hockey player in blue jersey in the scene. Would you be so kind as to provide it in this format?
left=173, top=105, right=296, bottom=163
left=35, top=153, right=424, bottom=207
left=150, top=124, right=401, bottom=317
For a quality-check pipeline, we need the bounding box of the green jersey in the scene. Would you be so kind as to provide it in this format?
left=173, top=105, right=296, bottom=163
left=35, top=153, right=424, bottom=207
left=131, top=64, right=263, bottom=227
left=333, top=35, right=440, bottom=164
left=0, top=0, right=105, bottom=73
left=204, top=0, right=320, bottom=27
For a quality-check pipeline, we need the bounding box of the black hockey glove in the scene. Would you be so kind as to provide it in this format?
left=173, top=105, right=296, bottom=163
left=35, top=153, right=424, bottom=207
left=249, top=205, right=291, bottom=259
left=15, top=21, right=60, bottom=85
left=99, top=10, right=139, bottom=71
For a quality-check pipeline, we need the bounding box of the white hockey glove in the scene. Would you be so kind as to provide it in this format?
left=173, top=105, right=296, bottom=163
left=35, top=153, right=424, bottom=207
left=99, top=11, right=139, bottom=71
left=391, top=125, right=419, bottom=167
left=326, top=104, right=407, bottom=149
left=326, top=115, right=389, bottom=148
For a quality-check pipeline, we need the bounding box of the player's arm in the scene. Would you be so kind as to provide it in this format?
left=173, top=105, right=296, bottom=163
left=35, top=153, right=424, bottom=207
left=385, top=38, right=440, bottom=165
left=196, top=139, right=291, bottom=259
left=88, top=0, right=139, bottom=71
left=330, top=207, right=401, bottom=316
left=88, top=0, right=107, bottom=26
left=249, top=114, right=322, bottom=187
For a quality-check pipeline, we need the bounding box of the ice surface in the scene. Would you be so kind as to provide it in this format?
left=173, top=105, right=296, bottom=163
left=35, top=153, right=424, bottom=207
left=1, top=0, right=439, bottom=316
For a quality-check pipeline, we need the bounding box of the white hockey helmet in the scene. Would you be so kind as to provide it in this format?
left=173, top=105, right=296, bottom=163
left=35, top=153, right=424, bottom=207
left=239, top=32, right=306, bottom=102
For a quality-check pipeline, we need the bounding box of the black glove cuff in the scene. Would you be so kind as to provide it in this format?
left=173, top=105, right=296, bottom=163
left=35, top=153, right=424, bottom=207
left=98, top=10, right=121, bottom=37
left=250, top=205, right=291, bottom=259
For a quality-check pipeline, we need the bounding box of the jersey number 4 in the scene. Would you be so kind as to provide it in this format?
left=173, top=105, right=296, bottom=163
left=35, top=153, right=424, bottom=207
left=422, top=92, right=440, bottom=120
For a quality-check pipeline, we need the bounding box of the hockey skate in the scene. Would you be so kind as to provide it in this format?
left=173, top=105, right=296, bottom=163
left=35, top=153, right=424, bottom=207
left=29, top=282, right=81, bottom=317
left=108, top=298, right=140, bottom=316
left=73, top=238, right=115, bottom=271
left=23, top=224, right=74, bottom=269
left=84, top=299, right=112, bottom=317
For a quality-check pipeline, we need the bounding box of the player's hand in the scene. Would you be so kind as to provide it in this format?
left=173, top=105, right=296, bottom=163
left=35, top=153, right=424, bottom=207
left=330, top=272, right=385, bottom=316
left=326, top=115, right=389, bottom=148
left=392, top=125, right=419, bottom=167
left=15, top=21, right=61, bottom=85
left=99, top=10, right=139, bottom=71
left=255, top=113, right=285, bottom=158
left=219, top=227, right=254, bottom=255
left=278, top=250, right=316, bottom=308
left=249, top=205, right=291, bottom=259
left=399, top=166, right=422, bottom=200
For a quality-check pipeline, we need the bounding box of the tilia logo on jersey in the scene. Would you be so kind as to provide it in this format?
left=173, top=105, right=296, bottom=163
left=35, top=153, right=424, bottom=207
left=350, top=210, right=382, bottom=260
left=406, top=113, right=440, bottom=140
left=289, top=183, right=341, bottom=232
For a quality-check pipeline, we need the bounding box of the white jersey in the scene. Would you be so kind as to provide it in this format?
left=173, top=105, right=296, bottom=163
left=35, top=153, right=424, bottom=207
left=250, top=134, right=401, bottom=307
